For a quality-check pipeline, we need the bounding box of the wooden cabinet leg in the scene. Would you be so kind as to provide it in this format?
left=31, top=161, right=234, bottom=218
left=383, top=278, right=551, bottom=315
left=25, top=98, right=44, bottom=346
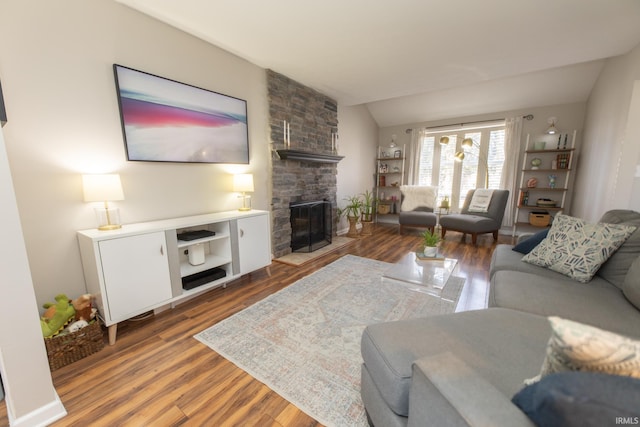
left=108, top=324, right=118, bottom=345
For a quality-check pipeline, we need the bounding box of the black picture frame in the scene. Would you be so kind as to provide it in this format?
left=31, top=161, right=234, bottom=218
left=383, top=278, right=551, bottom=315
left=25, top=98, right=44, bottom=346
left=113, top=64, right=249, bottom=164
left=394, top=149, right=402, bottom=158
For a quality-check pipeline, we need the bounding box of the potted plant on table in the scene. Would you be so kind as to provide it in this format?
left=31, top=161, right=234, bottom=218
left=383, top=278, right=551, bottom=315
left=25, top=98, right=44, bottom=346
left=420, top=229, right=441, bottom=258
left=340, top=195, right=363, bottom=238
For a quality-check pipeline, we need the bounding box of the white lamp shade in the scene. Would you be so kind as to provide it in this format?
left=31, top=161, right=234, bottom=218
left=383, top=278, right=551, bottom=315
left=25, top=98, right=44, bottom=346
left=82, top=174, right=125, bottom=202
left=233, top=174, right=254, bottom=192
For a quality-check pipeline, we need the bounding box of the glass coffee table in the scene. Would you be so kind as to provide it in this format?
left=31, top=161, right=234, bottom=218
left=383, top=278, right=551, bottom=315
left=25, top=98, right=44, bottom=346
left=383, top=252, right=458, bottom=297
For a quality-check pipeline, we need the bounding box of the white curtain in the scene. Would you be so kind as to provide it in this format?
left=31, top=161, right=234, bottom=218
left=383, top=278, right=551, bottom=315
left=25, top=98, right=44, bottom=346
left=407, top=128, right=428, bottom=185
left=500, top=116, right=523, bottom=227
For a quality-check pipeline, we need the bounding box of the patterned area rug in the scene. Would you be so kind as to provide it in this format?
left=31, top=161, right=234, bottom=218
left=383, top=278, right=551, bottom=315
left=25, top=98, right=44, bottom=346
left=194, top=254, right=464, bottom=426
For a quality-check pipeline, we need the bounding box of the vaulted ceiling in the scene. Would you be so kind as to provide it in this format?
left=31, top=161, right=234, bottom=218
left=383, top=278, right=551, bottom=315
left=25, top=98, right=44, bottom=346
left=116, top=0, right=640, bottom=126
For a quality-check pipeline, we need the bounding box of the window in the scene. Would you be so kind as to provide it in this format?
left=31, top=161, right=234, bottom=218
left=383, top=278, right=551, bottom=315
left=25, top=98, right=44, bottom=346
left=416, top=122, right=505, bottom=210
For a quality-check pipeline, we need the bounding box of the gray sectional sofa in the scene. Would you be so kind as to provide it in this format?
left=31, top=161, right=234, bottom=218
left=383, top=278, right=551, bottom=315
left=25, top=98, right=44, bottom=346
left=361, top=210, right=640, bottom=426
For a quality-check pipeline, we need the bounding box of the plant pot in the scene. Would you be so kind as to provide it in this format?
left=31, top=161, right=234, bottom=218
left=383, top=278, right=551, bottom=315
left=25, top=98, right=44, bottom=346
left=346, top=216, right=359, bottom=238
left=360, top=220, right=374, bottom=236
left=422, top=246, right=438, bottom=257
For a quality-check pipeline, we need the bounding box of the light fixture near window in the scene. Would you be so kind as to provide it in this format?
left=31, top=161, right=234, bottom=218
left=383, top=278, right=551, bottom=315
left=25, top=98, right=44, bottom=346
left=439, top=136, right=449, bottom=145
left=546, top=117, right=558, bottom=135
left=454, top=138, right=489, bottom=188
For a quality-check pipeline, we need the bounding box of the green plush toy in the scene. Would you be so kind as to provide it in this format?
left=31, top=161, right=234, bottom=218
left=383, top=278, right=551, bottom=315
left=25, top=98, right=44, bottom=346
left=40, top=293, right=76, bottom=338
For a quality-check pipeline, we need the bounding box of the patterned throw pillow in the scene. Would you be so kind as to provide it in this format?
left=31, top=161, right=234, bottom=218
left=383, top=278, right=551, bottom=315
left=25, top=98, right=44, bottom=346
left=527, top=317, right=640, bottom=384
left=522, top=214, right=636, bottom=283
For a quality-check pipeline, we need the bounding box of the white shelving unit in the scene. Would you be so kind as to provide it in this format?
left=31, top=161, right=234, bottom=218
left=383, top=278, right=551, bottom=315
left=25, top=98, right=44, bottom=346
left=375, top=144, right=405, bottom=222
left=77, top=210, right=271, bottom=344
left=513, top=130, right=577, bottom=235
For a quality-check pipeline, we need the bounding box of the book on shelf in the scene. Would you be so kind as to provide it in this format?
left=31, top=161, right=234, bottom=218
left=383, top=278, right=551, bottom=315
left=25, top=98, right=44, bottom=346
left=556, top=152, right=571, bottom=169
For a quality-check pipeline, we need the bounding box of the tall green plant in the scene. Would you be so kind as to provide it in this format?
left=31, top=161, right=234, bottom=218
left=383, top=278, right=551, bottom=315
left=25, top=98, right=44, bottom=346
left=340, top=195, right=363, bottom=219
left=361, top=189, right=377, bottom=221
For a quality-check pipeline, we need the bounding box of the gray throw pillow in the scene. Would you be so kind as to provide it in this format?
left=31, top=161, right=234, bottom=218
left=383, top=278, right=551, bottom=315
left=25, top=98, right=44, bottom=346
left=522, top=214, right=636, bottom=283
left=623, top=255, right=640, bottom=310
left=597, top=210, right=640, bottom=289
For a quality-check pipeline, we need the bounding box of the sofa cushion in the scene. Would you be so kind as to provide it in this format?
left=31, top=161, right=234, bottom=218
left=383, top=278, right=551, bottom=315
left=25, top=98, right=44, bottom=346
left=522, top=214, right=636, bottom=283
left=512, top=372, right=640, bottom=427
left=490, top=245, right=577, bottom=281
left=512, top=229, right=549, bottom=254
left=623, top=256, right=640, bottom=310
left=360, top=308, right=550, bottom=417
left=529, top=317, right=640, bottom=383
left=597, top=210, right=640, bottom=289
left=489, top=270, right=640, bottom=339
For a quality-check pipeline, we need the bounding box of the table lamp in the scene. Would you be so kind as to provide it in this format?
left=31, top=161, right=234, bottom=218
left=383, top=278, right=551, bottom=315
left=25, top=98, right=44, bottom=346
left=233, top=173, right=254, bottom=211
left=82, top=174, right=125, bottom=230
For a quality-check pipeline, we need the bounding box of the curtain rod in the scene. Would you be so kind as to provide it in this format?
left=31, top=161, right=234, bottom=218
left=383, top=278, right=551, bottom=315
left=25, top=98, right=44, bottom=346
left=404, top=114, right=533, bottom=133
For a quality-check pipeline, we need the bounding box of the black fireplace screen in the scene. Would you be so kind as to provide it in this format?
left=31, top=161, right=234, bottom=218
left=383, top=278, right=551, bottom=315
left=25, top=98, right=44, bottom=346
left=290, top=200, right=332, bottom=253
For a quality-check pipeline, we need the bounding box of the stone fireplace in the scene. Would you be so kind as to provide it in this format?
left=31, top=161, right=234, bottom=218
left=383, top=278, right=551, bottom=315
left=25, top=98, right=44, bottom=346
left=290, top=200, right=332, bottom=253
left=267, top=70, right=340, bottom=258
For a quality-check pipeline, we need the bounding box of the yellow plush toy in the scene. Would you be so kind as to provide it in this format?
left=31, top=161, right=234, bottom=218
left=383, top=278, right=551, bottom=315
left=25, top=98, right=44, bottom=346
left=40, top=294, right=76, bottom=338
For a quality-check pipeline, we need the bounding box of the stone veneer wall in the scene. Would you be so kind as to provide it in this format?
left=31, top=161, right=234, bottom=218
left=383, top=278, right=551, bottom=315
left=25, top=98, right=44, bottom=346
left=267, top=70, right=339, bottom=258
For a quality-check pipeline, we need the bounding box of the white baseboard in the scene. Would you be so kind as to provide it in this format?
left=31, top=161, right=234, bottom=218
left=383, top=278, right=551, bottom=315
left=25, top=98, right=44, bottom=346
left=8, top=396, right=66, bottom=427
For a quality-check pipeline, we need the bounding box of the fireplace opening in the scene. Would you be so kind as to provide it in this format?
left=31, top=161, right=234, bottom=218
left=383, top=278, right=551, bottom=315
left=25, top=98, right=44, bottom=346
left=290, top=200, right=332, bottom=253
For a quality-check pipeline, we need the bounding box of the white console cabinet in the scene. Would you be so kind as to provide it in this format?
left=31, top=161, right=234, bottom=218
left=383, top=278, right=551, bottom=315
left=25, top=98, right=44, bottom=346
left=78, top=210, right=271, bottom=344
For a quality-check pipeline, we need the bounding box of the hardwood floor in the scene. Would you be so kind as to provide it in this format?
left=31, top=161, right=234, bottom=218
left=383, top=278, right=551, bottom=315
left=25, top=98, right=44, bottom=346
left=0, top=224, right=512, bottom=427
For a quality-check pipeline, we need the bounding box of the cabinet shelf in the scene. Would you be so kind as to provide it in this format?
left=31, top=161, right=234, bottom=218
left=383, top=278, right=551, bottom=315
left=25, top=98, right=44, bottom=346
left=525, top=148, right=574, bottom=154
left=180, top=254, right=232, bottom=277
left=519, top=187, right=567, bottom=191
left=518, top=205, right=564, bottom=211
left=522, top=168, right=571, bottom=172
left=176, top=232, right=229, bottom=248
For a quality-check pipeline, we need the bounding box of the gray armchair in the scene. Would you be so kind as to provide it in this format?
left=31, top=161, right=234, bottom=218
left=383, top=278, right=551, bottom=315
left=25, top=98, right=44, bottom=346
left=440, top=189, right=509, bottom=244
left=398, top=185, right=438, bottom=234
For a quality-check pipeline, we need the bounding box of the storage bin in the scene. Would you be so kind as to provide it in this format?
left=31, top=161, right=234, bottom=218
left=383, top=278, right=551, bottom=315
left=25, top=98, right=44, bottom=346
left=529, top=212, right=551, bottom=227
left=44, top=320, right=104, bottom=371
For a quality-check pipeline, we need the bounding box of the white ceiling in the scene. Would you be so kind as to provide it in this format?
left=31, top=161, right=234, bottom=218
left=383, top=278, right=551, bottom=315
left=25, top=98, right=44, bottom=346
left=116, top=0, right=640, bottom=127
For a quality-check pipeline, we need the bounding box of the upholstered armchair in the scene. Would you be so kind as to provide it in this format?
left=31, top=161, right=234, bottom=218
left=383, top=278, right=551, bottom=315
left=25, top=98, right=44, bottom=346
left=398, top=185, right=438, bottom=234
left=440, top=189, right=509, bottom=244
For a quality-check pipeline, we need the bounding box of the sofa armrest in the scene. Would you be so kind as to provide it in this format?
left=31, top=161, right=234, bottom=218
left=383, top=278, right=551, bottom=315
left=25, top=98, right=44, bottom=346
left=408, top=353, right=535, bottom=427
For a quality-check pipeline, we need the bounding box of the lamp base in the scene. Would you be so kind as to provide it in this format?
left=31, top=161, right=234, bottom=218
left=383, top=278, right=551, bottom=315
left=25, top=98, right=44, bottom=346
left=238, top=207, right=251, bottom=212
left=98, top=224, right=122, bottom=231
left=94, top=207, right=122, bottom=231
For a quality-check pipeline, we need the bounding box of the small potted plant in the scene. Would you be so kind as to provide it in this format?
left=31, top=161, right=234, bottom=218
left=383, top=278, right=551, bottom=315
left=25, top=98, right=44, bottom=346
left=421, top=229, right=441, bottom=257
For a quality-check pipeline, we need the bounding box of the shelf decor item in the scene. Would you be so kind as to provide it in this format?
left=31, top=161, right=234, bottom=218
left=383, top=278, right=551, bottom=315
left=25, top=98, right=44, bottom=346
left=530, top=158, right=542, bottom=169
left=82, top=174, right=125, bottom=231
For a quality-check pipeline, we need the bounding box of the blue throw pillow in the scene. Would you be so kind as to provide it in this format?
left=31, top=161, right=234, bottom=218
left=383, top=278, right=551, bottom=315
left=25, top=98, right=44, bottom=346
left=512, top=372, right=640, bottom=427
left=512, top=229, right=549, bottom=254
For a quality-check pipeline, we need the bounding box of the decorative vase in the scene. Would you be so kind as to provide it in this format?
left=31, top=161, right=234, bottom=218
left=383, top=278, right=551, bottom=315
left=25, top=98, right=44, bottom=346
left=347, top=216, right=359, bottom=238
left=422, top=246, right=438, bottom=257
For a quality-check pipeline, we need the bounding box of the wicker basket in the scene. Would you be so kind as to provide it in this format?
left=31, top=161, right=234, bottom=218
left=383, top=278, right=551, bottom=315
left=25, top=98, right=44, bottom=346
left=44, top=320, right=104, bottom=371
left=378, top=203, right=391, bottom=214
left=529, top=212, right=551, bottom=227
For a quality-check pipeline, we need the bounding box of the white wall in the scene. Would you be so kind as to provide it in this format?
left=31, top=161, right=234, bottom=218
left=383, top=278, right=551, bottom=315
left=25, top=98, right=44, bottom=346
left=573, top=43, right=640, bottom=222
left=0, top=0, right=269, bottom=308
left=336, top=105, right=379, bottom=233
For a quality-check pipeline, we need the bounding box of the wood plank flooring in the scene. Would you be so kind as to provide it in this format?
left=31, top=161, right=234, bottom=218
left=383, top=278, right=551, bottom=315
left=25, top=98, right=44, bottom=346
left=0, top=224, right=512, bottom=427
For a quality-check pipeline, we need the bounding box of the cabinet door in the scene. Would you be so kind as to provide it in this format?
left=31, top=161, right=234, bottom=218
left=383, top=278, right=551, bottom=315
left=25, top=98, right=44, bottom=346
left=237, top=214, right=271, bottom=275
left=99, top=231, right=172, bottom=321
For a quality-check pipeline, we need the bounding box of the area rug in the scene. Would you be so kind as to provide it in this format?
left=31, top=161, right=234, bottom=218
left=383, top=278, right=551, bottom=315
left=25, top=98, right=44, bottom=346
left=274, top=236, right=356, bottom=266
left=194, top=254, right=464, bottom=426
